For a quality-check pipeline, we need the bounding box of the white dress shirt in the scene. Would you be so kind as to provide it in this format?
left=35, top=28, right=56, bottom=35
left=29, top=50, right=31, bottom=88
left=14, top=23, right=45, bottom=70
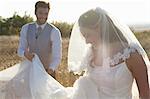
left=17, top=22, right=62, bottom=71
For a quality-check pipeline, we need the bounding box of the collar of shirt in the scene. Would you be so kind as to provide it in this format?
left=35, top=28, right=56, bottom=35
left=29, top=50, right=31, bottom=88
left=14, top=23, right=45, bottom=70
left=35, top=22, right=47, bottom=30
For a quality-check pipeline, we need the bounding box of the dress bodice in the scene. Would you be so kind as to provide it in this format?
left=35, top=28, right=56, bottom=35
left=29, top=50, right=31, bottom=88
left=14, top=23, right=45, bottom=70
left=87, top=62, right=134, bottom=99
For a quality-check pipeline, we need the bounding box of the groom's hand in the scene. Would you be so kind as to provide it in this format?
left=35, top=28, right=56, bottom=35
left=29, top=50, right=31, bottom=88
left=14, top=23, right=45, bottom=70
left=46, top=68, right=54, bottom=75
left=24, top=49, right=34, bottom=61
left=46, top=68, right=55, bottom=78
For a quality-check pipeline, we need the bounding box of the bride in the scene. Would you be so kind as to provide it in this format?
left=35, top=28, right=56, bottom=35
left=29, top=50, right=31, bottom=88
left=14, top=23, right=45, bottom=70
left=0, top=7, right=149, bottom=99
left=68, top=7, right=150, bottom=99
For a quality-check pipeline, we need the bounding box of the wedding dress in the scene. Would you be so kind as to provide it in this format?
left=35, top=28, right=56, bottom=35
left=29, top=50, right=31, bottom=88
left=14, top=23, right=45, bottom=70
left=0, top=54, right=72, bottom=99
left=0, top=49, right=144, bottom=99
left=70, top=47, right=141, bottom=99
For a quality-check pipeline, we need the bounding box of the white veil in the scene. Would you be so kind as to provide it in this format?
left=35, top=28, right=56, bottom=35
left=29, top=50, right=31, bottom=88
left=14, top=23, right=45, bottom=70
left=68, top=7, right=150, bottom=73
left=68, top=7, right=150, bottom=97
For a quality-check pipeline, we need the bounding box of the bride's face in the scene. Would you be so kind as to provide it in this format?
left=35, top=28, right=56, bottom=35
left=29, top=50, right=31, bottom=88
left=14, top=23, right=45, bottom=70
left=80, top=27, right=100, bottom=44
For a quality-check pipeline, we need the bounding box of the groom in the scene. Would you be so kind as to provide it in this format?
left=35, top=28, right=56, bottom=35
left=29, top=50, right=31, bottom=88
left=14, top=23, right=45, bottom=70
left=17, top=1, right=62, bottom=78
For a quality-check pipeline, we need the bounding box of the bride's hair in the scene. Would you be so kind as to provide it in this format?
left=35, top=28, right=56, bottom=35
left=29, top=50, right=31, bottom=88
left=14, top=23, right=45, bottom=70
left=78, top=9, right=100, bottom=28
left=78, top=8, right=128, bottom=44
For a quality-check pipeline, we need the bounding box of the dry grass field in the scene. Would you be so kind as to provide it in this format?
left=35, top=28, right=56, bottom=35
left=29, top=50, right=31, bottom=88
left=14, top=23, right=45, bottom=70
left=0, top=36, right=78, bottom=87
left=0, top=31, right=150, bottom=87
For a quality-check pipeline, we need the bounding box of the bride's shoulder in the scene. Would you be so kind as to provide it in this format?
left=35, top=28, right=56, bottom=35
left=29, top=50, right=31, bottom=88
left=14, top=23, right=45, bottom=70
left=125, top=43, right=146, bottom=67
left=126, top=49, right=147, bottom=72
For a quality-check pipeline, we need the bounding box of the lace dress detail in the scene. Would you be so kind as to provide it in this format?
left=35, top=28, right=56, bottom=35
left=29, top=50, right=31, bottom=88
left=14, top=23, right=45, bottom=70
left=71, top=45, right=141, bottom=99
left=108, top=46, right=136, bottom=66
left=78, top=44, right=141, bottom=72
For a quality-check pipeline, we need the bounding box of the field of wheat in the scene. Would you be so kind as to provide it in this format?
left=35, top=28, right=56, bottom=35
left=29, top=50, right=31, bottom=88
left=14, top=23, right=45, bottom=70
left=0, top=32, right=150, bottom=87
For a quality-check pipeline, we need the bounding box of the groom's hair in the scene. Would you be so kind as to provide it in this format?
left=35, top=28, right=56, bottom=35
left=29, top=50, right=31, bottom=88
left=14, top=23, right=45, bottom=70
left=35, top=1, right=50, bottom=13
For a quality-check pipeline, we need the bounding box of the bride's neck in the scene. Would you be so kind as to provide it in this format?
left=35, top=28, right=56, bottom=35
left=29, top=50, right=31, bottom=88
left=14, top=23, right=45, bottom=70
left=91, top=47, right=102, bottom=67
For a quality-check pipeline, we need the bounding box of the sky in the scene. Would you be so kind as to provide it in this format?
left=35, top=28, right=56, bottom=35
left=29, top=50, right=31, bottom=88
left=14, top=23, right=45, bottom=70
left=0, top=0, right=150, bottom=25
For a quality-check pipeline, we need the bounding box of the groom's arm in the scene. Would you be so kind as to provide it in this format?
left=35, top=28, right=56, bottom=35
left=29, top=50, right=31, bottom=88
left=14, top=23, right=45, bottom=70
left=17, top=24, right=28, bottom=58
left=17, top=24, right=34, bottom=61
left=48, top=28, right=62, bottom=71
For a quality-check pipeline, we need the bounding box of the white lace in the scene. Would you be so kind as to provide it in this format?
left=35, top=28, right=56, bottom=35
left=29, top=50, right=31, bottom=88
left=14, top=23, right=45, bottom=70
left=108, top=45, right=139, bottom=66
left=89, top=44, right=141, bottom=67
left=70, top=43, right=146, bottom=75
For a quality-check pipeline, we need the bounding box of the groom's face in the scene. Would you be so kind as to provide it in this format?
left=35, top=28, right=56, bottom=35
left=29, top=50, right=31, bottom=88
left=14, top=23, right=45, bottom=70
left=35, top=7, right=49, bottom=25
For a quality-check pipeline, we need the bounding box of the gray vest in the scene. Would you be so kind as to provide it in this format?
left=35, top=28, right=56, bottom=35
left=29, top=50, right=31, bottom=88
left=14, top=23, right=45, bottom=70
left=27, top=23, right=53, bottom=69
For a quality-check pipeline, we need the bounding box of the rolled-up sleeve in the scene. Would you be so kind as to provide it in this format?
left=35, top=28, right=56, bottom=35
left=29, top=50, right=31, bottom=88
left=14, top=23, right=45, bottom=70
left=17, top=24, right=28, bottom=57
left=49, top=28, right=62, bottom=71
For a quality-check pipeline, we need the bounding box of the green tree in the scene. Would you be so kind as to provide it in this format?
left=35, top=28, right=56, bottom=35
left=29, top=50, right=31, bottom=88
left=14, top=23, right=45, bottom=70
left=52, top=21, right=73, bottom=38
left=0, top=13, right=74, bottom=38
left=0, top=12, right=33, bottom=35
